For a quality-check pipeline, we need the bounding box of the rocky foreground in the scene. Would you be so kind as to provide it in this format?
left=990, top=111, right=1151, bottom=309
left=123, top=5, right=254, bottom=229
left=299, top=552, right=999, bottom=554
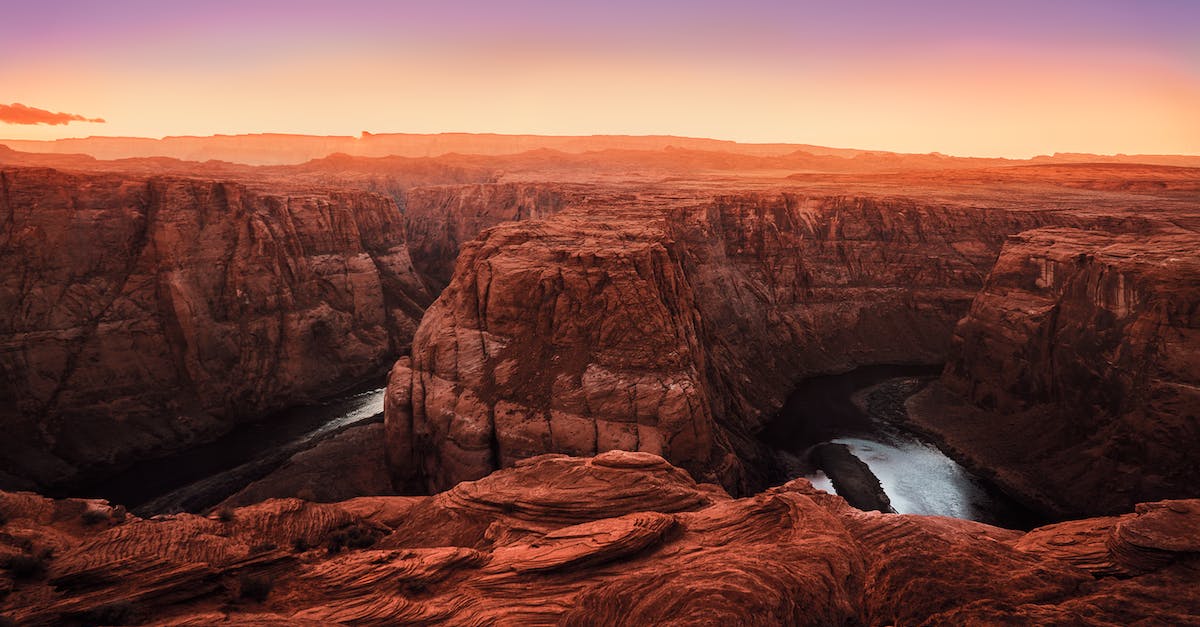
left=1, top=452, right=1197, bottom=625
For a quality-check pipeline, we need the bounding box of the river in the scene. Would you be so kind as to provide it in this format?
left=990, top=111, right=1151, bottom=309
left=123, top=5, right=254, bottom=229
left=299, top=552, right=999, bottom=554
left=762, top=365, right=1043, bottom=529
left=69, top=366, right=1039, bottom=526
left=70, top=383, right=386, bottom=516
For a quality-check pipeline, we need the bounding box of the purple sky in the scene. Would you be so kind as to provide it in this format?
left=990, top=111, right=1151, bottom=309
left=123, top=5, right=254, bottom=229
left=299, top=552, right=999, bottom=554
left=2, top=1, right=1198, bottom=156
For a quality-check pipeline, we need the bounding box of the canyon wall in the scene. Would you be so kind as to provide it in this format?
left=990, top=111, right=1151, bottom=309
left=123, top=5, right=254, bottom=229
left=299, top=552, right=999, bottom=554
left=399, top=183, right=578, bottom=291
left=386, top=194, right=1069, bottom=494
left=910, top=226, right=1200, bottom=516
left=0, top=167, right=432, bottom=490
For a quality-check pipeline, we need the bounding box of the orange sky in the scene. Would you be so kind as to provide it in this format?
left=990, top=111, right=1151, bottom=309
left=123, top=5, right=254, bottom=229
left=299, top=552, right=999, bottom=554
left=2, top=1, right=1198, bottom=158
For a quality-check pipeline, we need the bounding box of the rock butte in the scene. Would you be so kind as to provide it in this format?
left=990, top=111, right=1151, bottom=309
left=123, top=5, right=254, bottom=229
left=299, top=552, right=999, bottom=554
left=0, top=140, right=1198, bottom=621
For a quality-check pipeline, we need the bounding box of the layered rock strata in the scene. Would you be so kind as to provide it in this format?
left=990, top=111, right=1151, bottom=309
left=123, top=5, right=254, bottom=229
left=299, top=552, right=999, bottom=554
left=0, top=167, right=431, bottom=489
left=399, top=183, right=578, bottom=291
left=386, top=194, right=1068, bottom=494
left=2, top=453, right=1197, bottom=625
left=909, top=226, right=1200, bottom=516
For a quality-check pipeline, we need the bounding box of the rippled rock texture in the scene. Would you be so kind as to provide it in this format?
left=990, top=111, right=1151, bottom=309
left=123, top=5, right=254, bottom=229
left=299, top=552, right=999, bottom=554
left=0, top=167, right=432, bottom=489
left=2, top=453, right=1197, bottom=625
left=386, top=194, right=1066, bottom=494
left=910, top=226, right=1200, bottom=517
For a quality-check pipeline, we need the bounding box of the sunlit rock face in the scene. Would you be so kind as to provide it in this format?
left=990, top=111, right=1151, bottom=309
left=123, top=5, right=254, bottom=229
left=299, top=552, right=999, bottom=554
left=0, top=166, right=432, bottom=490
left=3, top=453, right=1198, bottom=625
left=386, top=191, right=1070, bottom=495
left=912, top=226, right=1200, bottom=517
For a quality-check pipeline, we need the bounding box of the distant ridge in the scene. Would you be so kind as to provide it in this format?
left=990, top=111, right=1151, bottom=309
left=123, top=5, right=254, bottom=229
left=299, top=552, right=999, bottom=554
left=1, top=132, right=1197, bottom=168
left=0, top=132, right=865, bottom=166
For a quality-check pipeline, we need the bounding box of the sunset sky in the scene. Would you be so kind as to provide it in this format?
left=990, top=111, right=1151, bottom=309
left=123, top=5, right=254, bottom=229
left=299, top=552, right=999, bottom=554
left=2, top=0, right=1198, bottom=157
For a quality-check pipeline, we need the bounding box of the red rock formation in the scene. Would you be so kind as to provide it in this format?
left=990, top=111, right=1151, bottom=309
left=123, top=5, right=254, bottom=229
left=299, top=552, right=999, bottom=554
left=384, top=210, right=730, bottom=492
left=908, top=226, right=1200, bottom=517
left=2, top=453, right=1197, bottom=625
left=400, top=183, right=577, bottom=291
left=0, top=167, right=432, bottom=490
left=0, top=145, right=566, bottom=296
left=386, top=193, right=1070, bottom=494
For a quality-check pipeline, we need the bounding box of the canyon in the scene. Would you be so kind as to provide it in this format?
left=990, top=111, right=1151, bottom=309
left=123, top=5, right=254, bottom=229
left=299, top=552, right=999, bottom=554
left=0, top=138, right=1197, bottom=622
left=384, top=170, right=1200, bottom=513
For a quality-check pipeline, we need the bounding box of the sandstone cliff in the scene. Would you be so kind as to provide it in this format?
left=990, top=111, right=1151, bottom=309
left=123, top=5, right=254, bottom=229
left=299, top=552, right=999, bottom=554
left=2, top=453, right=1197, bottom=625
left=909, top=226, right=1200, bottom=516
left=0, top=167, right=432, bottom=490
left=399, top=183, right=577, bottom=292
left=386, top=193, right=1070, bottom=494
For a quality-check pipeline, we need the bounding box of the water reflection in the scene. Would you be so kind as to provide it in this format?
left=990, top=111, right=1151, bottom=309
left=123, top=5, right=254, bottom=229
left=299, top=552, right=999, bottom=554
left=767, top=365, right=1042, bottom=529
left=822, top=437, right=994, bottom=519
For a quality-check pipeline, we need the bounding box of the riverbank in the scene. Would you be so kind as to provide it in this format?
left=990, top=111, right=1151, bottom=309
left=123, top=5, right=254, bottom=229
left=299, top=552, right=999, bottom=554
left=904, top=382, right=1070, bottom=520
left=66, top=382, right=388, bottom=515
left=216, top=421, right=394, bottom=509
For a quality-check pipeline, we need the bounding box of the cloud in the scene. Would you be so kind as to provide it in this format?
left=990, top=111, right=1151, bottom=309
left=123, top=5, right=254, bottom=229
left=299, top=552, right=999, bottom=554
left=0, top=103, right=105, bottom=125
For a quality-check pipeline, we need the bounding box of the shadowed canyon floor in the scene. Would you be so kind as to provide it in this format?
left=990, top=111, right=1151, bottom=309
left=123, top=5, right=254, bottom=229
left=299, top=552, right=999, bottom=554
left=1, top=139, right=1198, bottom=622
left=76, top=386, right=390, bottom=516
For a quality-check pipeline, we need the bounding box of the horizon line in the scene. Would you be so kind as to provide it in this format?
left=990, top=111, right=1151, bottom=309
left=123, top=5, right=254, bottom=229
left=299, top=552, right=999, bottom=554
left=3, top=130, right=1198, bottom=161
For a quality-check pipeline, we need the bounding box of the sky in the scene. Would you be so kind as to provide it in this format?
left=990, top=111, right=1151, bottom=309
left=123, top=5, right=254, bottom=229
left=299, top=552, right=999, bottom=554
left=1, top=0, right=1198, bottom=157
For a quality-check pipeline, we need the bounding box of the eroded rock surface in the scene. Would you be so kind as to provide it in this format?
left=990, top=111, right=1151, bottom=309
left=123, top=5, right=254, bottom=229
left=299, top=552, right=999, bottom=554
left=2, top=453, right=1197, bottom=625
left=910, top=226, right=1200, bottom=516
left=0, top=167, right=432, bottom=489
left=387, top=193, right=1069, bottom=494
